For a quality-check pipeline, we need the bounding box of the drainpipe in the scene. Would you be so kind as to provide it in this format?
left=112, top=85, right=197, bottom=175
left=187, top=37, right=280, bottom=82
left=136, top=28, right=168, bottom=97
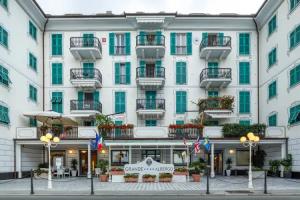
left=42, top=19, right=48, bottom=111
left=253, top=18, right=260, bottom=124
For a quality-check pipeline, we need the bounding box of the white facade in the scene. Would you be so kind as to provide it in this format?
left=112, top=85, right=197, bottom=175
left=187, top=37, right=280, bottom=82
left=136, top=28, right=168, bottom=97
left=0, top=0, right=299, bottom=178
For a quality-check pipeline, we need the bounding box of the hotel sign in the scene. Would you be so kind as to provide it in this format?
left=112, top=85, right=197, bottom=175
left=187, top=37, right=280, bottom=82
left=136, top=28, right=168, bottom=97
left=124, top=157, right=174, bottom=174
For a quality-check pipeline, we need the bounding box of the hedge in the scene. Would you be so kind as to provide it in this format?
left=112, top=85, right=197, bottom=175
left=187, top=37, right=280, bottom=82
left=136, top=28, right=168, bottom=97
left=222, top=123, right=266, bottom=138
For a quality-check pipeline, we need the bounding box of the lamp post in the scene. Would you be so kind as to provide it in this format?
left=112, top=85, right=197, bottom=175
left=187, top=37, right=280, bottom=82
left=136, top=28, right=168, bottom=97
left=40, top=133, right=60, bottom=189
left=240, top=132, right=260, bottom=189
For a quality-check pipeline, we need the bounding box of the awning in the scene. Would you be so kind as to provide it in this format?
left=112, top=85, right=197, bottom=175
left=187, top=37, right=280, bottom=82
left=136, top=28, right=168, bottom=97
left=23, top=111, right=77, bottom=126
left=64, top=113, right=95, bottom=118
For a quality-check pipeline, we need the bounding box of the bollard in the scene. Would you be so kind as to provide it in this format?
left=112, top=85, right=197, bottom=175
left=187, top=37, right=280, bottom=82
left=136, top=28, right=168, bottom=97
left=206, top=166, right=210, bottom=195
left=264, top=170, right=267, bottom=194
left=90, top=174, right=94, bottom=195
left=30, top=169, right=34, bottom=195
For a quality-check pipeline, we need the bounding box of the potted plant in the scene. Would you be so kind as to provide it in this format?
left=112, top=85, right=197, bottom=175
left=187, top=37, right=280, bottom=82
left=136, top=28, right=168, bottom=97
left=252, top=149, right=267, bottom=178
left=35, top=163, right=49, bottom=178
left=269, top=159, right=281, bottom=177
left=281, top=154, right=292, bottom=178
left=190, top=158, right=206, bottom=182
left=71, top=159, right=78, bottom=177
left=110, top=167, right=124, bottom=175
left=124, top=173, right=139, bottom=183
left=96, top=114, right=114, bottom=138
left=159, top=173, right=173, bottom=182
left=225, top=158, right=232, bottom=176
left=142, top=174, right=156, bottom=183
left=174, top=167, right=188, bottom=175
left=97, top=159, right=109, bottom=182
left=173, top=167, right=188, bottom=182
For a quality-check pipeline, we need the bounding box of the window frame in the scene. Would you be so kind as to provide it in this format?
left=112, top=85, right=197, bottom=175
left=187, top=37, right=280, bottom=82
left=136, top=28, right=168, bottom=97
left=29, top=52, right=37, bottom=71
left=239, top=33, right=250, bottom=56
left=268, top=47, right=277, bottom=68
left=268, top=80, right=277, bottom=100
left=29, top=21, right=37, bottom=41
left=289, top=64, right=300, bottom=88
left=51, top=33, right=63, bottom=56
left=29, top=84, right=37, bottom=102
left=268, top=15, right=277, bottom=36
left=239, top=91, right=250, bottom=114
left=239, top=61, right=250, bottom=85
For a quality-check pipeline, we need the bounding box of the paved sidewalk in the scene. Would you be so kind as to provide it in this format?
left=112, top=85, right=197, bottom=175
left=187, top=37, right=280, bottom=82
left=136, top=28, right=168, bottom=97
left=0, top=176, right=300, bottom=195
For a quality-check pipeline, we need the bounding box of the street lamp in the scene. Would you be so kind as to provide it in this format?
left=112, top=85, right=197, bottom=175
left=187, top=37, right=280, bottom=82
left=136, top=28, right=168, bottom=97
left=240, top=132, right=260, bottom=189
left=40, top=133, right=60, bottom=189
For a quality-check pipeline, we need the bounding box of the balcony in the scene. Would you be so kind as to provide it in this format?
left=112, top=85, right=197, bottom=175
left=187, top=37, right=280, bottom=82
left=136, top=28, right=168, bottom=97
left=70, top=68, right=102, bottom=89
left=168, top=124, right=203, bottom=139
left=70, top=37, right=102, bottom=60
left=136, top=35, right=165, bottom=58
left=136, top=67, right=165, bottom=89
left=136, top=99, right=165, bottom=119
left=99, top=124, right=134, bottom=140
left=199, top=36, right=231, bottom=60
left=70, top=100, right=102, bottom=115
left=197, top=96, right=234, bottom=119
left=200, top=68, right=232, bottom=89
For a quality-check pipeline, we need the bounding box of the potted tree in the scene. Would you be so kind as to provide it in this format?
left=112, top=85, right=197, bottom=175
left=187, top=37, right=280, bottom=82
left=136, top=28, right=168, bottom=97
left=269, top=159, right=281, bottom=177
left=71, top=159, right=78, bottom=177
left=97, top=159, right=109, bottom=182
left=124, top=173, right=139, bottom=183
left=159, top=173, right=173, bottom=182
left=225, top=158, right=232, bottom=176
left=281, top=154, right=292, bottom=178
left=142, top=174, right=156, bottom=183
left=190, top=158, right=206, bottom=182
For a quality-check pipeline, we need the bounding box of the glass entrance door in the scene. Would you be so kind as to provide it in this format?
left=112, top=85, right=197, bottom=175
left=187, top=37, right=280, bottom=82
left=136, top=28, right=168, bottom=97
left=79, top=150, right=97, bottom=176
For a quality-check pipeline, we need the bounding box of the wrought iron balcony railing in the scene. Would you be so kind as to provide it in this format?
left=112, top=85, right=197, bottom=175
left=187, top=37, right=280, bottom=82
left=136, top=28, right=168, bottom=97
left=136, top=99, right=165, bottom=110
left=136, top=35, right=165, bottom=46
left=70, top=37, right=102, bottom=52
left=200, top=68, right=232, bottom=83
left=70, top=100, right=102, bottom=113
left=200, top=36, right=231, bottom=51
left=70, top=68, right=102, bottom=83
left=136, top=67, right=165, bottom=78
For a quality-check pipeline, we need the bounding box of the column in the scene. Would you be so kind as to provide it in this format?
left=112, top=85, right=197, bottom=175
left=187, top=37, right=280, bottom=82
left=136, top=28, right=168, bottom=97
left=280, top=142, right=287, bottom=178
left=210, top=143, right=215, bottom=178
left=170, top=146, right=173, bottom=164
left=16, top=144, right=22, bottom=178
left=108, top=146, right=111, bottom=182
left=129, top=146, right=132, bottom=164
left=87, top=143, right=91, bottom=178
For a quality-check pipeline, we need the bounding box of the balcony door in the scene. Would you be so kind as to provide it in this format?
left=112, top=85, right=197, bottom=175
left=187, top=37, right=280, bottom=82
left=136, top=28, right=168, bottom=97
left=146, top=91, right=156, bottom=109
left=146, top=63, right=155, bottom=78
left=83, top=63, right=94, bottom=78
left=83, top=33, right=94, bottom=47
left=78, top=91, right=99, bottom=110
left=208, top=62, right=219, bottom=78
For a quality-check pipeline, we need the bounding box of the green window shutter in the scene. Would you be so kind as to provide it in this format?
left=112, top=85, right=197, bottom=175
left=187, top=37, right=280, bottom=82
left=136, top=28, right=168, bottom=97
left=208, top=62, right=219, bottom=78
left=93, top=91, right=99, bottom=102
left=218, top=32, right=224, bottom=45
left=125, top=62, right=131, bottom=84
left=289, top=25, right=300, bottom=50
left=139, top=60, right=146, bottom=77
left=0, top=105, right=10, bottom=124
left=29, top=21, right=37, bottom=40
left=139, top=31, right=146, bottom=45
left=114, top=120, right=123, bottom=136
left=290, top=64, right=300, bottom=87
left=52, top=92, right=63, bottom=113
left=0, top=65, right=10, bottom=86
left=83, top=63, right=94, bottom=78
left=176, top=91, right=187, bottom=114
left=170, top=32, right=176, bottom=55
left=0, top=26, right=8, bottom=48
left=115, top=63, right=120, bottom=84
left=239, top=120, right=251, bottom=126
left=202, top=32, right=208, bottom=46
left=125, top=32, right=131, bottom=55
left=176, top=120, right=184, bottom=125
left=176, top=62, right=187, bottom=84
left=83, top=33, right=94, bottom=47
left=115, top=92, right=125, bottom=113
left=268, top=15, right=277, bottom=36
left=186, top=32, right=192, bottom=55
left=208, top=91, right=219, bottom=98
left=29, top=53, right=37, bottom=71
left=52, top=34, right=62, bottom=56
left=239, top=62, right=250, bottom=84
left=155, top=60, right=162, bottom=77
left=156, top=31, right=162, bottom=45
left=268, top=48, right=277, bottom=67
left=52, top=63, right=63, bottom=85
left=78, top=91, right=84, bottom=101
left=29, top=118, right=37, bottom=127
left=145, top=120, right=157, bottom=126
left=29, top=85, right=37, bottom=102
left=109, top=33, right=115, bottom=55
left=0, top=0, right=8, bottom=8
left=239, top=91, right=250, bottom=114
left=268, top=114, right=277, bottom=126
left=268, top=81, right=277, bottom=99
left=289, top=104, right=300, bottom=124
left=239, top=33, right=250, bottom=55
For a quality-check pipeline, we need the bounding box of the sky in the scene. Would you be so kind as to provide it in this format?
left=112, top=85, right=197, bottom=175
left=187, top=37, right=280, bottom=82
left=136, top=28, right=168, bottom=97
left=35, top=0, right=265, bottom=15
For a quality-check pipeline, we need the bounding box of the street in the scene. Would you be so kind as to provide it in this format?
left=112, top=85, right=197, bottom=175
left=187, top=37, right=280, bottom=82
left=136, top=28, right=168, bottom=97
left=0, top=196, right=299, bottom=200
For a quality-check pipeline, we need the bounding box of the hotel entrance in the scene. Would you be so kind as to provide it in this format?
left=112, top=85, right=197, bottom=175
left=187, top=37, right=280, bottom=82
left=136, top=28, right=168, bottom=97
left=79, top=150, right=97, bottom=176
left=208, top=150, right=223, bottom=175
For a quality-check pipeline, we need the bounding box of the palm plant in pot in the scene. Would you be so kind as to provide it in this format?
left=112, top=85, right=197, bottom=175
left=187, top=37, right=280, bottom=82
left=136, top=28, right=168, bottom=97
left=225, top=158, right=232, bottom=176
left=71, top=159, right=78, bottom=177
left=190, top=158, right=206, bottom=182
left=97, top=159, right=109, bottom=182
left=281, top=154, right=292, bottom=178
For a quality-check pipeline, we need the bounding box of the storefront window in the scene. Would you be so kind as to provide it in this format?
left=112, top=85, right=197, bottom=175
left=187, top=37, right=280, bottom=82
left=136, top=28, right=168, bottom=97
left=173, top=150, right=188, bottom=165
left=142, top=150, right=161, bottom=162
left=236, top=150, right=249, bottom=166
left=111, top=150, right=129, bottom=165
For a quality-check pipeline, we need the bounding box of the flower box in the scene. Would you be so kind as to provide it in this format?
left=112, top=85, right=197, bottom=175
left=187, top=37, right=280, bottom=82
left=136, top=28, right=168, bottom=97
left=159, top=173, right=173, bottom=183
left=124, top=173, right=138, bottom=183
left=142, top=174, right=156, bottom=183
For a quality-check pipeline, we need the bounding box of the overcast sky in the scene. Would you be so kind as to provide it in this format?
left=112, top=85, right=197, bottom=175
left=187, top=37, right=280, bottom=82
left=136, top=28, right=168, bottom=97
left=35, top=0, right=265, bottom=15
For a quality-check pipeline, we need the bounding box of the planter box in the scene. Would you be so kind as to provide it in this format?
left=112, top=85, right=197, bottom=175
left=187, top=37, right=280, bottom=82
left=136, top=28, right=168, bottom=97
left=159, top=177, right=172, bottom=182
left=192, top=174, right=201, bottom=182
left=111, top=171, right=124, bottom=175
left=142, top=177, right=156, bottom=183
left=111, top=174, right=124, bottom=182
left=124, top=177, right=138, bottom=183
left=34, top=172, right=48, bottom=179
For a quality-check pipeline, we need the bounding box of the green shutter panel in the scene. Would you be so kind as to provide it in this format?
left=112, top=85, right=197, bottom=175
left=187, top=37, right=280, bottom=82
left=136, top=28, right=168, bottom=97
left=114, top=120, right=123, bottom=136
left=83, top=33, right=94, bottom=47
left=125, top=62, right=131, bottom=84
left=57, top=34, right=62, bottom=55
left=83, top=63, right=94, bottom=78
left=115, top=63, right=120, bottom=84
left=51, top=35, right=56, bottom=55
left=182, top=62, right=186, bottom=84
left=93, top=91, right=99, bottom=102
left=115, top=93, right=119, bottom=113
left=155, top=60, right=162, bottom=77
left=187, top=32, right=192, bottom=55
left=139, top=31, right=146, bottom=45
left=109, top=33, right=115, bottom=55
left=218, top=32, right=224, bottom=45
left=78, top=91, right=84, bottom=110
left=125, top=32, right=131, bottom=55
left=140, top=60, right=146, bottom=77
left=202, top=32, right=208, bottom=46
left=170, top=32, right=176, bottom=55
left=182, top=92, right=187, bottom=114
left=156, top=31, right=162, bottom=45
left=176, top=62, right=180, bottom=84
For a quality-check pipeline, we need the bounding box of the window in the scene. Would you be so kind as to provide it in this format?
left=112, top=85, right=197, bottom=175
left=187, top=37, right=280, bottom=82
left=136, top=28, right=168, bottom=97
left=51, top=92, right=63, bottom=113
left=268, top=114, right=277, bottom=126
left=176, top=120, right=184, bottom=125
left=208, top=91, right=219, bottom=98
left=207, top=62, right=219, bottom=78
left=289, top=104, right=300, bottom=125
left=109, top=32, right=130, bottom=55
left=290, top=0, right=300, bottom=12
left=239, top=91, right=250, bottom=114
left=173, top=150, right=188, bottom=166
left=115, top=92, right=125, bottom=113
left=0, top=104, right=9, bottom=125
left=0, top=65, right=10, bottom=86
left=142, top=150, right=161, bottom=162
left=170, top=32, right=192, bottom=55
left=236, top=150, right=249, bottom=166
left=289, top=64, right=300, bottom=87
left=239, top=120, right=250, bottom=126
left=111, top=150, right=129, bottom=165
left=176, top=91, right=187, bottom=114
left=0, top=0, right=7, bottom=9
left=115, top=62, right=130, bottom=84
left=290, top=25, right=300, bottom=50
left=82, top=63, right=94, bottom=78
left=29, top=21, right=37, bottom=40
left=239, top=62, right=250, bottom=84
left=145, top=120, right=157, bottom=126
left=29, top=53, right=37, bottom=71
left=268, top=48, right=277, bottom=67
left=268, top=15, right=277, bottom=36
left=0, top=26, right=8, bottom=48
left=29, top=118, right=37, bottom=127
left=52, top=63, right=63, bottom=85
left=268, top=81, right=277, bottom=99
left=239, top=33, right=250, bottom=55
left=29, top=85, right=37, bottom=102
left=51, top=34, right=62, bottom=56
left=176, top=62, right=187, bottom=84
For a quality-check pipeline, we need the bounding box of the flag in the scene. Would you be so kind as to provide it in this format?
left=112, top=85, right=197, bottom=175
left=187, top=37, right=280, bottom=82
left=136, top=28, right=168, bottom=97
left=183, top=137, right=187, bottom=146
left=201, top=137, right=211, bottom=152
left=97, top=136, right=103, bottom=151
left=91, top=131, right=103, bottom=151
left=194, top=137, right=201, bottom=154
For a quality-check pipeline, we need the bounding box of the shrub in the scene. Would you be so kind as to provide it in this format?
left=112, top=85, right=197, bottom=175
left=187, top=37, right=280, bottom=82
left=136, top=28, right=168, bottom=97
left=222, top=123, right=266, bottom=138
left=253, top=149, right=266, bottom=169
left=159, top=173, right=173, bottom=179
left=174, top=167, right=188, bottom=173
left=124, top=173, right=138, bottom=178
left=142, top=174, right=156, bottom=179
